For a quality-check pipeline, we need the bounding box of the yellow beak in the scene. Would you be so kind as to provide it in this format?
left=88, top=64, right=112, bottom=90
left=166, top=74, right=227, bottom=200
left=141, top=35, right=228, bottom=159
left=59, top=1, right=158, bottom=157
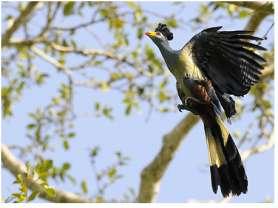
left=145, top=31, right=156, bottom=37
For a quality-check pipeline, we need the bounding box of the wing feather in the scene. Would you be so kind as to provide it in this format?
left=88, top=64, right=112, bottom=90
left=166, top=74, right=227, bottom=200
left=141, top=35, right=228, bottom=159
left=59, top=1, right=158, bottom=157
left=188, top=26, right=266, bottom=96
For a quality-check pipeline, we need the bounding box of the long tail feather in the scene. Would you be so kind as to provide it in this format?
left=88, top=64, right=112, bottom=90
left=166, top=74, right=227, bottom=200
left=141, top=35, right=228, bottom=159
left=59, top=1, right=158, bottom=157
left=203, top=115, right=248, bottom=197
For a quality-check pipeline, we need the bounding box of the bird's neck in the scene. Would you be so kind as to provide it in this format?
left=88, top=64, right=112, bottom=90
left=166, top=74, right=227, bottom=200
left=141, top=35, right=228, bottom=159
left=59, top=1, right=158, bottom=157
left=155, top=41, right=179, bottom=72
left=156, top=41, right=173, bottom=58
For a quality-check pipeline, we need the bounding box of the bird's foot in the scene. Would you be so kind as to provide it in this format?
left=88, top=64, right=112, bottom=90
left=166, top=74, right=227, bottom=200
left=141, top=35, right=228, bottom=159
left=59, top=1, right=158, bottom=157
left=177, top=104, right=187, bottom=112
left=185, top=97, right=199, bottom=107
left=177, top=98, right=200, bottom=115
left=184, top=97, right=203, bottom=115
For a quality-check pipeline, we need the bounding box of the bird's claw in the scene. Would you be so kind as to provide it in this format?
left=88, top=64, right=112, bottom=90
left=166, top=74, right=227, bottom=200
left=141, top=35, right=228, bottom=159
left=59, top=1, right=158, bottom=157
left=177, top=104, right=186, bottom=112
left=177, top=100, right=199, bottom=115
left=177, top=97, right=203, bottom=114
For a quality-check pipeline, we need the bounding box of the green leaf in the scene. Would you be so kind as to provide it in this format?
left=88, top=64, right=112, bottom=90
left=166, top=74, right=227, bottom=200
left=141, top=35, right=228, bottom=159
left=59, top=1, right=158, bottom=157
left=227, top=4, right=237, bottom=16
left=111, top=18, right=124, bottom=29
left=125, top=104, right=132, bottom=115
left=27, top=191, right=39, bottom=201
left=15, top=81, right=25, bottom=93
left=44, top=185, right=56, bottom=197
left=95, top=102, right=100, bottom=111
left=261, top=99, right=272, bottom=109
left=158, top=91, right=170, bottom=102
left=2, top=86, right=13, bottom=117
left=35, top=73, right=48, bottom=85
left=90, top=146, right=100, bottom=157
left=99, top=81, right=110, bottom=92
left=102, top=107, right=113, bottom=119
left=137, top=27, right=144, bottom=39
left=239, top=10, right=249, bottom=19
left=44, top=160, right=53, bottom=170
left=27, top=123, right=36, bottom=129
left=67, top=132, right=76, bottom=138
left=63, top=140, right=69, bottom=150
left=51, top=97, right=60, bottom=105
left=60, top=84, right=71, bottom=100
left=145, top=45, right=155, bottom=60
left=81, top=180, right=88, bottom=193
left=110, top=72, right=122, bottom=81
left=108, top=167, right=117, bottom=178
left=63, top=2, right=75, bottom=16
left=165, top=18, right=178, bottom=28
left=12, top=193, right=26, bottom=202
left=62, top=162, right=71, bottom=171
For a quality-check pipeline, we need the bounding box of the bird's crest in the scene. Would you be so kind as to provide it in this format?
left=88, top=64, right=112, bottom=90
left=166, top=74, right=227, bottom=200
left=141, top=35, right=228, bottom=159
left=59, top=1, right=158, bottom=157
left=155, top=23, right=173, bottom=41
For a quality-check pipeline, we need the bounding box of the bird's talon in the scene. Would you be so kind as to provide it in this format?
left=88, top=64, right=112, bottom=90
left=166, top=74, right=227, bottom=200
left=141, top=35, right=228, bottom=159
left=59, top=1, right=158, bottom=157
left=177, top=104, right=185, bottom=112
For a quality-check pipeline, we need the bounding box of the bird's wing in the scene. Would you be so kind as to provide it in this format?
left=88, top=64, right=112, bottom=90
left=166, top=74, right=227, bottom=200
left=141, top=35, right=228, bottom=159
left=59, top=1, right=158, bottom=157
left=187, top=26, right=266, bottom=96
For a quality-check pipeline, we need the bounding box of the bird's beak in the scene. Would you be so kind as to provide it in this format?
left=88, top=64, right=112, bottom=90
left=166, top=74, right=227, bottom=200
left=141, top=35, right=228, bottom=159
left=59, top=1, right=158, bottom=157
left=145, top=31, right=156, bottom=38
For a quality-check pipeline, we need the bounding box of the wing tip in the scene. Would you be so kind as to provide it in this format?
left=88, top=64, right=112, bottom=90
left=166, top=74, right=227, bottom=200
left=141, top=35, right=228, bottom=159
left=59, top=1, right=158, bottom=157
left=203, top=26, right=223, bottom=33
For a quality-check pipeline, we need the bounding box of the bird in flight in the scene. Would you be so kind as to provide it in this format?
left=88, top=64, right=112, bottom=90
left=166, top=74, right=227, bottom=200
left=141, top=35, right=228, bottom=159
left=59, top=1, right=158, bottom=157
left=145, top=23, right=266, bottom=197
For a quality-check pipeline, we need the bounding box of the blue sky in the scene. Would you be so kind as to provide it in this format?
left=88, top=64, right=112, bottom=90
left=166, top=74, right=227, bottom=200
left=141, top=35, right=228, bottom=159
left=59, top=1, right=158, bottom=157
left=1, top=2, right=274, bottom=202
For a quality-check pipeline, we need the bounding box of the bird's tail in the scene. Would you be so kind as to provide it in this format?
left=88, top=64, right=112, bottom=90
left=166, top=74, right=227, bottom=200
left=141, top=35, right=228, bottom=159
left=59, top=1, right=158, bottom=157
left=203, top=114, right=248, bottom=197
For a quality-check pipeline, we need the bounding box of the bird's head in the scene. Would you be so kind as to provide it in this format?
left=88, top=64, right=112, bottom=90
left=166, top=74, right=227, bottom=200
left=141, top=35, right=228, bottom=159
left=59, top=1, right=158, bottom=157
left=145, top=23, right=173, bottom=46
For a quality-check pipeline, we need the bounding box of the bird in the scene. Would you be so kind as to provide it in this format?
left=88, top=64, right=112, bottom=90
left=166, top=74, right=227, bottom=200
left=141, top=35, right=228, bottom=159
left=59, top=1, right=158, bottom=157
left=145, top=23, right=266, bottom=197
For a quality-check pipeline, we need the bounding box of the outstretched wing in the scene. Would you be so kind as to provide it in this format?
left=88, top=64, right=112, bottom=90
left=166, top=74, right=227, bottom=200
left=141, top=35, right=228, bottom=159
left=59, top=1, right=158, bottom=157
left=188, top=26, right=266, bottom=96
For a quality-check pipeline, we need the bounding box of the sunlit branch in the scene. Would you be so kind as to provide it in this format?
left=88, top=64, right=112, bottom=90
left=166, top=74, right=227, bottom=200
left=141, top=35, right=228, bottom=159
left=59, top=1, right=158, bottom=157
left=227, top=1, right=273, bottom=12
left=2, top=2, right=39, bottom=47
left=244, top=2, right=273, bottom=31
left=137, top=113, right=199, bottom=202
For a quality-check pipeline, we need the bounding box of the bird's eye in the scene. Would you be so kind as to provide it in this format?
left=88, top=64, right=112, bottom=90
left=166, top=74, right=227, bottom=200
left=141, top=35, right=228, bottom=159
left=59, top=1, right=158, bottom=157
left=156, top=32, right=161, bottom=36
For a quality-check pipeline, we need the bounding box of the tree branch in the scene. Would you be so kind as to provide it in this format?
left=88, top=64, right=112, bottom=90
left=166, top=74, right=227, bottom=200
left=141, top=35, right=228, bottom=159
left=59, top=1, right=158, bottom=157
left=242, top=2, right=273, bottom=31
left=49, top=42, right=136, bottom=68
left=1, top=144, right=93, bottom=202
left=226, top=1, right=273, bottom=32
left=137, top=113, right=199, bottom=202
left=227, top=1, right=273, bottom=12
left=261, top=61, right=274, bottom=80
left=241, top=134, right=274, bottom=161
left=1, top=2, right=39, bottom=47
left=30, top=46, right=68, bottom=71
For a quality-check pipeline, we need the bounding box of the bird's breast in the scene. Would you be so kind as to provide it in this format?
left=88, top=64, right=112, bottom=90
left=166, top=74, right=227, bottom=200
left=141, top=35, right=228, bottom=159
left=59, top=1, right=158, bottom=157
left=177, top=49, right=205, bottom=81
